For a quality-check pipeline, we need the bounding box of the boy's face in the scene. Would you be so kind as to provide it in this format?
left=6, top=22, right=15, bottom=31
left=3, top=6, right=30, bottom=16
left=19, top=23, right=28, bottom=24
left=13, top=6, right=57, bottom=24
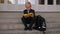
left=25, top=3, right=31, bottom=8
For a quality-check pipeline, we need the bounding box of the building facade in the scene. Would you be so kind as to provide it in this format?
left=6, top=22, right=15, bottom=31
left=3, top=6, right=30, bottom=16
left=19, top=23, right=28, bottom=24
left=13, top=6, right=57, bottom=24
left=0, top=0, right=60, bottom=12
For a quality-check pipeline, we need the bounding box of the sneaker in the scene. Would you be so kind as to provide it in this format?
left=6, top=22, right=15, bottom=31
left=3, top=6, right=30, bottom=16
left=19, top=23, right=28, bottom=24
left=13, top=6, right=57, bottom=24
left=42, top=26, right=46, bottom=28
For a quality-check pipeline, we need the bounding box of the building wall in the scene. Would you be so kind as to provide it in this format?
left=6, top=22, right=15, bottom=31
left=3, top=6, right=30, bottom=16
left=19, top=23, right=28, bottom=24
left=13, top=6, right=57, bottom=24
left=0, top=0, right=60, bottom=12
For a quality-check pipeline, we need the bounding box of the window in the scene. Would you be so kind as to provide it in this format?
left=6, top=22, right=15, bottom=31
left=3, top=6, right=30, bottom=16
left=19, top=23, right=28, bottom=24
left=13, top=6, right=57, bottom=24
left=18, top=0, right=35, bottom=4
left=56, top=0, right=60, bottom=5
left=28, top=0, right=35, bottom=4
left=18, top=0, right=25, bottom=4
left=8, top=0, right=15, bottom=4
left=39, top=0, right=44, bottom=5
left=0, top=0, right=4, bottom=3
left=48, top=0, right=53, bottom=5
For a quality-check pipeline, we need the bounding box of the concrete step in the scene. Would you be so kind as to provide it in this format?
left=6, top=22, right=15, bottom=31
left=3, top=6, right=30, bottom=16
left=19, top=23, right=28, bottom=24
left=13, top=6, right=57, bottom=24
left=0, top=13, right=60, bottom=34
left=0, top=30, right=43, bottom=34
left=0, top=30, right=60, bottom=34
left=0, top=24, right=24, bottom=30
left=46, top=18, right=60, bottom=23
left=0, top=19, right=19, bottom=24
left=0, top=23, right=60, bottom=30
left=0, top=13, right=60, bottom=17
left=0, top=18, right=60, bottom=23
left=0, top=17, right=60, bottom=24
left=37, top=13, right=60, bottom=18
left=46, top=22, right=60, bottom=28
left=0, top=13, right=22, bottom=18
left=0, top=13, right=60, bottom=18
left=0, top=13, right=60, bottom=24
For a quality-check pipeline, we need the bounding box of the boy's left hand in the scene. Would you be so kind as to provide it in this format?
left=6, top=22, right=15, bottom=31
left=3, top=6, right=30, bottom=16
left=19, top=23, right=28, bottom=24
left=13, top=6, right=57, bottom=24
left=29, top=13, right=34, bottom=17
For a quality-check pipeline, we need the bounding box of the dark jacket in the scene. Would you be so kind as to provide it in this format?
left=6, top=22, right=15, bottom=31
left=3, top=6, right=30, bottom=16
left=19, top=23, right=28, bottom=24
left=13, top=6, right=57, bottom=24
left=23, top=9, right=35, bottom=16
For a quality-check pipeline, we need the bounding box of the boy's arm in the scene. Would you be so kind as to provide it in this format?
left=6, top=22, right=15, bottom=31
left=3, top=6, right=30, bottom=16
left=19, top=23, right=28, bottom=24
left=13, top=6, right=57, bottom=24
left=32, top=10, right=35, bottom=17
left=23, top=10, right=27, bottom=14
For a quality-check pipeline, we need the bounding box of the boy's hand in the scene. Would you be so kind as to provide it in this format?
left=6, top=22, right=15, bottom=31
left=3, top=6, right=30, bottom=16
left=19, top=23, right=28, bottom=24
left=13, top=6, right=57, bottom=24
left=23, top=14, right=29, bottom=18
left=23, top=13, right=34, bottom=18
left=29, top=13, right=34, bottom=17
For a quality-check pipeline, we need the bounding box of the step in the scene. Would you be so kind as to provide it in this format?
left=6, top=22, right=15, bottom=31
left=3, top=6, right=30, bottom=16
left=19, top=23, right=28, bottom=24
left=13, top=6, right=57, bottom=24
left=0, top=19, right=19, bottom=24
left=0, top=23, right=60, bottom=30
left=0, top=13, right=60, bottom=24
left=46, top=22, right=60, bottom=28
left=46, top=18, right=60, bottom=23
left=0, top=18, right=60, bottom=24
left=0, top=17, right=60, bottom=24
left=0, top=24, right=24, bottom=30
left=0, top=13, right=22, bottom=17
left=37, top=13, right=60, bottom=18
left=0, top=13, right=60, bottom=18
left=0, top=30, right=60, bottom=34
left=46, top=28, right=60, bottom=34
left=0, top=13, right=60, bottom=17
left=0, top=30, right=43, bottom=34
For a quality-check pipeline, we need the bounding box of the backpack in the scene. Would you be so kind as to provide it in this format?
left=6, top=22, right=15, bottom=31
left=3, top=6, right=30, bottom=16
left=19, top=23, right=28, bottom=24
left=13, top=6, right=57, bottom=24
left=33, top=15, right=46, bottom=31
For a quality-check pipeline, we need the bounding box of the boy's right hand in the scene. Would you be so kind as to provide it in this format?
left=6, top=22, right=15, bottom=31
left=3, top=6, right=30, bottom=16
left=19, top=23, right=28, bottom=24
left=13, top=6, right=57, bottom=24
left=23, top=14, right=29, bottom=18
left=29, top=13, right=34, bottom=17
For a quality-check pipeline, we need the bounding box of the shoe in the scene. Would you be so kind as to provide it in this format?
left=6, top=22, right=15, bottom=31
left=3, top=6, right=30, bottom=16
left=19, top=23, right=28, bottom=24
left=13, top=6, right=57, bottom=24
left=42, top=26, right=46, bottom=31
left=42, top=26, right=46, bottom=28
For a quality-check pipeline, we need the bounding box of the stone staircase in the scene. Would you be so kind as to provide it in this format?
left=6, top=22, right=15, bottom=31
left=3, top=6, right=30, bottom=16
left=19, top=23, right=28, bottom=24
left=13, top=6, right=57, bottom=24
left=0, top=12, right=60, bottom=34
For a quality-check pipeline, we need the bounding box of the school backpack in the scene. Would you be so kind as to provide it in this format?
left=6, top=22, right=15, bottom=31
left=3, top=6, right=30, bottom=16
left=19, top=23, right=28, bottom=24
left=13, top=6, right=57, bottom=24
left=33, top=15, right=46, bottom=31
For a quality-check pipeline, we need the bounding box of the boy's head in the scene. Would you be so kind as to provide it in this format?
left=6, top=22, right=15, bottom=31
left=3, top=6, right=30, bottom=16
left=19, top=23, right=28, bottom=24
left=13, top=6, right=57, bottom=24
left=25, top=2, right=31, bottom=9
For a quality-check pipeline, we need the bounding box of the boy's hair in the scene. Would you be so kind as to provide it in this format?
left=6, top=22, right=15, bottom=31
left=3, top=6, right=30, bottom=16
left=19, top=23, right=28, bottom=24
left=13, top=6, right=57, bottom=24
left=25, top=2, right=31, bottom=7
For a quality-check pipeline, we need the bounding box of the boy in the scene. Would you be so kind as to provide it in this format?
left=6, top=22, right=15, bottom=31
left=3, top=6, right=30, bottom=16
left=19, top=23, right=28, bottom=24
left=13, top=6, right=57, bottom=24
left=21, top=2, right=35, bottom=30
